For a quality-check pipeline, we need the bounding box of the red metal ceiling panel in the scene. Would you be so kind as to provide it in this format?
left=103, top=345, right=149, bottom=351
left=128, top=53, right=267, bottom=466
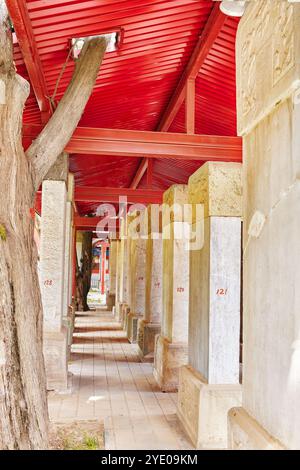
left=12, top=1, right=239, bottom=213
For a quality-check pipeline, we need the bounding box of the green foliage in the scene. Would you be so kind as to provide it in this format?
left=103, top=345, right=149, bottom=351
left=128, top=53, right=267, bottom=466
left=61, top=433, right=99, bottom=450
left=0, top=224, right=6, bottom=241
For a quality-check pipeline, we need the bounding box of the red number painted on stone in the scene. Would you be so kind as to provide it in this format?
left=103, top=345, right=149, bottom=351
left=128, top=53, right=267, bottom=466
left=154, top=282, right=160, bottom=288
left=216, top=288, right=228, bottom=296
left=177, top=287, right=184, bottom=293
left=138, top=277, right=144, bottom=281
left=44, top=279, right=53, bottom=286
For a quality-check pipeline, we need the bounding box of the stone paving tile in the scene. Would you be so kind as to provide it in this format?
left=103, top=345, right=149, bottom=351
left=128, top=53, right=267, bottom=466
left=48, top=310, right=193, bottom=450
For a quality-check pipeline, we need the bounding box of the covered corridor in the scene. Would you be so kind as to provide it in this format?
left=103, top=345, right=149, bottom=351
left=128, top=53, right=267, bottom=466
left=1, top=0, right=300, bottom=452
left=48, top=310, right=192, bottom=451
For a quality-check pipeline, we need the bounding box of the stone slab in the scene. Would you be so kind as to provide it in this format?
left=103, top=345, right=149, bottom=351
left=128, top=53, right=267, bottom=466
left=188, top=216, right=241, bottom=384
left=236, top=1, right=300, bottom=135
left=40, top=180, right=67, bottom=332
left=177, top=365, right=242, bottom=449
left=228, top=407, right=285, bottom=450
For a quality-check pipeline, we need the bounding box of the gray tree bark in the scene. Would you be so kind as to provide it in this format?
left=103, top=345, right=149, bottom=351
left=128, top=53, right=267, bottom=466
left=0, top=2, right=106, bottom=449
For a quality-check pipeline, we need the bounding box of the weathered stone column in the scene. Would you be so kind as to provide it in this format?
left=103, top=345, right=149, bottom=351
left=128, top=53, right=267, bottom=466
left=228, top=1, right=300, bottom=450
left=62, top=173, right=75, bottom=358
left=153, top=185, right=189, bottom=391
left=116, top=217, right=128, bottom=323
left=177, top=162, right=242, bottom=449
left=107, top=239, right=118, bottom=309
left=126, top=210, right=146, bottom=343
left=138, top=205, right=163, bottom=361
left=112, top=239, right=120, bottom=316
left=40, top=153, right=69, bottom=391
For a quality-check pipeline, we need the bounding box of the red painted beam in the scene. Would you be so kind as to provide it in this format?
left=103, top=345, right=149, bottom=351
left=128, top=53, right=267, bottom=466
left=74, top=216, right=120, bottom=232
left=7, top=0, right=52, bottom=120
left=75, top=187, right=163, bottom=204
left=158, top=4, right=226, bottom=132
left=23, top=125, right=242, bottom=162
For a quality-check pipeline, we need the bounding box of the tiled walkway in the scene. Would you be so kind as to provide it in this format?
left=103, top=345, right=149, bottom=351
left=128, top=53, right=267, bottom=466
left=48, top=310, right=193, bottom=450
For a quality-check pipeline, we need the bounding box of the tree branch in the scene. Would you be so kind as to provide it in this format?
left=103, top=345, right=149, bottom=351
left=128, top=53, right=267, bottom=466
left=27, top=37, right=107, bottom=190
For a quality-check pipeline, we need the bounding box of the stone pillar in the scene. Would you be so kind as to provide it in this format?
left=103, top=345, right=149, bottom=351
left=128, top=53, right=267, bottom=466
left=112, top=239, right=120, bottom=316
left=62, top=174, right=75, bottom=358
left=227, top=1, right=299, bottom=450
left=138, top=205, right=163, bottom=361
left=153, top=185, right=189, bottom=391
left=107, top=239, right=118, bottom=309
left=177, top=162, right=243, bottom=449
left=116, top=217, right=127, bottom=322
left=126, top=210, right=146, bottom=343
left=40, top=153, right=69, bottom=391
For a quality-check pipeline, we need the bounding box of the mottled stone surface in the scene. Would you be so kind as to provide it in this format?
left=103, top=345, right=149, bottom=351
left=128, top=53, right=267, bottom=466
left=228, top=408, right=285, bottom=450
left=43, top=328, right=68, bottom=391
left=236, top=1, right=300, bottom=135
left=177, top=366, right=242, bottom=449
left=40, top=180, right=67, bottom=331
left=188, top=162, right=242, bottom=219
left=232, top=0, right=300, bottom=450
left=108, top=240, right=118, bottom=296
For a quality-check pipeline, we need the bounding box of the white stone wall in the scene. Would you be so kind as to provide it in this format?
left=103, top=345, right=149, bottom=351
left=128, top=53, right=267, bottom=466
left=236, top=0, right=300, bottom=448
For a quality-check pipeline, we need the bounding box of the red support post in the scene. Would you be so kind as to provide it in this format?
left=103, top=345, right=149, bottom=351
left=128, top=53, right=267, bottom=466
left=186, top=79, right=195, bottom=135
left=100, top=245, right=106, bottom=295
left=146, top=158, right=153, bottom=188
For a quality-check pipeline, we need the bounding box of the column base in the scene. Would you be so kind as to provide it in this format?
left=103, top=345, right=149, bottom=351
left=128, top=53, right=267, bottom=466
left=137, top=320, right=161, bottom=362
left=177, top=365, right=242, bottom=449
left=228, top=407, right=285, bottom=450
left=153, top=335, right=188, bottom=392
left=106, top=293, right=116, bottom=309
left=43, top=327, right=68, bottom=392
left=126, top=313, right=141, bottom=343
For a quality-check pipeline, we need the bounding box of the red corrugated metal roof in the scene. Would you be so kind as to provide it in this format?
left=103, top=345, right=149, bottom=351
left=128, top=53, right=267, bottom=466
left=13, top=0, right=239, bottom=215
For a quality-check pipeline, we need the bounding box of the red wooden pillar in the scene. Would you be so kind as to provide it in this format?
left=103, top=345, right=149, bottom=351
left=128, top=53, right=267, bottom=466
left=100, top=244, right=106, bottom=295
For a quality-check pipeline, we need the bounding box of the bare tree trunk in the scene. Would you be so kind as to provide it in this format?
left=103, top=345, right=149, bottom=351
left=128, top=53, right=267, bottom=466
left=75, top=232, right=93, bottom=311
left=0, top=2, right=106, bottom=449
